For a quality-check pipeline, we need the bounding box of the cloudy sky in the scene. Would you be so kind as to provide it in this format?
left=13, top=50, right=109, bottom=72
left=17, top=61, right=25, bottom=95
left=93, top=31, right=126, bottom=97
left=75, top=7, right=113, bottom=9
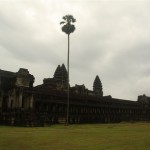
left=0, top=0, right=150, bottom=100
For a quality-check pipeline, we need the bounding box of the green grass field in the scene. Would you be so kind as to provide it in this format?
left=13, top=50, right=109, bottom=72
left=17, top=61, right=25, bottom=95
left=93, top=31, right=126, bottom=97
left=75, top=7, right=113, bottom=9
left=0, top=123, right=150, bottom=150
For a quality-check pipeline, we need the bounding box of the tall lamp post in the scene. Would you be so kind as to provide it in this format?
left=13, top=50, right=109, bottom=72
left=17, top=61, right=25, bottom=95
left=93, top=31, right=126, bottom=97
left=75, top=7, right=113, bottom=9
left=60, top=15, right=76, bottom=125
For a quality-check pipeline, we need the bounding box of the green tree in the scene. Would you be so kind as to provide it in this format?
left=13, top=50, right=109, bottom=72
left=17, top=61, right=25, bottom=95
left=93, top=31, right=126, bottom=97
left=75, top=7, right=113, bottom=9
left=60, top=15, right=76, bottom=125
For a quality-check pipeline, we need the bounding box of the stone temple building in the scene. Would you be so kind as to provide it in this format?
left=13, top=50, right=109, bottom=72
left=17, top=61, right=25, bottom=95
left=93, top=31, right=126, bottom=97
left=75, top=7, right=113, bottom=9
left=0, top=64, right=150, bottom=126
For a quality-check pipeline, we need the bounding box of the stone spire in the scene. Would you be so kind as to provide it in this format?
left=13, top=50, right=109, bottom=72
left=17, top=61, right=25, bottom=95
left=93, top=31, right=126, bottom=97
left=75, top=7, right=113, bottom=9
left=93, top=75, right=103, bottom=96
left=61, top=64, right=68, bottom=82
left=53, top=65, right=61, bottom=79
left=53, top=64, right=68, bottom=82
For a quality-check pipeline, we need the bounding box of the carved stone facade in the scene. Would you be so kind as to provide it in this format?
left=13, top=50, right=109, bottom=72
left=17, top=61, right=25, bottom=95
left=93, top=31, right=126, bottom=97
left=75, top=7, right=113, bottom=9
left=0, top=65, right=150, bottom=126
left=0, top=68, right=34, bottom=125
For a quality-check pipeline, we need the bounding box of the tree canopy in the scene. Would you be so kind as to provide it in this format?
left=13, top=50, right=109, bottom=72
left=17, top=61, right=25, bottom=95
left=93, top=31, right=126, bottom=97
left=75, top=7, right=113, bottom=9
left=60, top=15, right=76, bottom=35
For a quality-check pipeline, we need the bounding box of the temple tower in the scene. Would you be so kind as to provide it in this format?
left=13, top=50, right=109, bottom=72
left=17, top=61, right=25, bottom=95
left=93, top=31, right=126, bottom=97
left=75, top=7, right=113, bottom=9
left=60, top=64, right=68, bottom=82
left=54, top=64, right=68, bottom=82
left=93, top=75, right=103, bottom=96
left=54, top=65, right=61, bottom=80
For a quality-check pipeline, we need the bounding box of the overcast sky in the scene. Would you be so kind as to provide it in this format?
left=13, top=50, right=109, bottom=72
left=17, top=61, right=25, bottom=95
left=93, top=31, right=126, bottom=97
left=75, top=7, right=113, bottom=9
left=0, top=0, right=150, bottom=101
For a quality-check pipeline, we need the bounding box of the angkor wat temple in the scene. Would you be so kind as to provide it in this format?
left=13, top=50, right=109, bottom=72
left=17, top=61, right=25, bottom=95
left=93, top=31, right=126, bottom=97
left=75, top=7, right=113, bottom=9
left=0, top=64, right=150, bottom=126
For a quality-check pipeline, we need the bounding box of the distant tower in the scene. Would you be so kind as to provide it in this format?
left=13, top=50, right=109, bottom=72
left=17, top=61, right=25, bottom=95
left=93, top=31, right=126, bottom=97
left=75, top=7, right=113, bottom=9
left=93, top=75, right=103, bottom=96
left=53, top=64, right=68, bottom=89
left=53, top=64, right=68, bottom=82
left=54, top=65, right=61, bottom=80
left=60, top=64, right=68, bottom=82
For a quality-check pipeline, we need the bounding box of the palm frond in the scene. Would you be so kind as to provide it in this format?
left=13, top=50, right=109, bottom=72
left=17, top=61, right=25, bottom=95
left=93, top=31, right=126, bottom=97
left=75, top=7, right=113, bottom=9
left=72, top=18, right=76, bottom=23
left=60, top=21, right=65, bottom=25
left=62, top=16, right=67, bottom=20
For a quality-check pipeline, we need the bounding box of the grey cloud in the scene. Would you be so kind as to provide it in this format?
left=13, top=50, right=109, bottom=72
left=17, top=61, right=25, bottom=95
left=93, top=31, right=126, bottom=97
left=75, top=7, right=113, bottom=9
left=0, top=0, right=150, bottom=100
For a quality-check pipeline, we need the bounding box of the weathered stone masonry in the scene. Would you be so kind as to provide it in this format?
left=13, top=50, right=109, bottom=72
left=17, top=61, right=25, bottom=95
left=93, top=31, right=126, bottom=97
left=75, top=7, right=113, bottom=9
left=0, top=65, right=150, bottom=126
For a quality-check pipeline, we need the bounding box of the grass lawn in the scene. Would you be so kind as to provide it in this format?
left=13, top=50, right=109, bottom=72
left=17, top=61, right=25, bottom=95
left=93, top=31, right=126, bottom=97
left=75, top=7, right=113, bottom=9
left=0, top=123, right=150, bottom=150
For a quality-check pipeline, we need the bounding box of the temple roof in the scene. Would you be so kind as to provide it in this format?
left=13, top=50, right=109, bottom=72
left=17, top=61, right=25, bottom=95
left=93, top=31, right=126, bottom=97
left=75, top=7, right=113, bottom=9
left=0, top=69, right=16, bottom=78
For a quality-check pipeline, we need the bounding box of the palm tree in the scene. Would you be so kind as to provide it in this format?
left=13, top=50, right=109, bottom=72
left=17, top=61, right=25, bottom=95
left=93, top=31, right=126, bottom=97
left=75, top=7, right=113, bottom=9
left=60, top=15, right=76, bottom=125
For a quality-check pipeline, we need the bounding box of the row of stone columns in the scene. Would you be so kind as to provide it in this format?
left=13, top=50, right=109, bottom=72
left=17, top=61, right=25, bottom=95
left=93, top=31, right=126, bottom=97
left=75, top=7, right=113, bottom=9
left=6, top=88, right=34, bottom=109
left=35, top=102, right=150, bottom=124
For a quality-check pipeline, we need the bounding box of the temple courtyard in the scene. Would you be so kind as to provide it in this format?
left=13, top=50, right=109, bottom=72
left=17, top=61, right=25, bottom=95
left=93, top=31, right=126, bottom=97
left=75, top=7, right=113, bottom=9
left=0, top=122, right=150, bottom=150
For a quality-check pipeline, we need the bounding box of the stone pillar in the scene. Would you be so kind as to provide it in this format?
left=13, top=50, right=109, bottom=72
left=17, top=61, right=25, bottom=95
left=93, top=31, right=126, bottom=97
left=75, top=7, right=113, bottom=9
left=8, top=90, right=14, bottom=108
left=11, top=89, right=17, bottom=108
left=15, top=96, right=18, bottom=108
left=17, top=89, right=23, bottom=108
left=15, top=89, right=19, bottom=108
left=29, top=94, right=34, bottom=108
left=0, top=90, right=3, bottom=108
left=8, top=96, right=11, bottom=108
